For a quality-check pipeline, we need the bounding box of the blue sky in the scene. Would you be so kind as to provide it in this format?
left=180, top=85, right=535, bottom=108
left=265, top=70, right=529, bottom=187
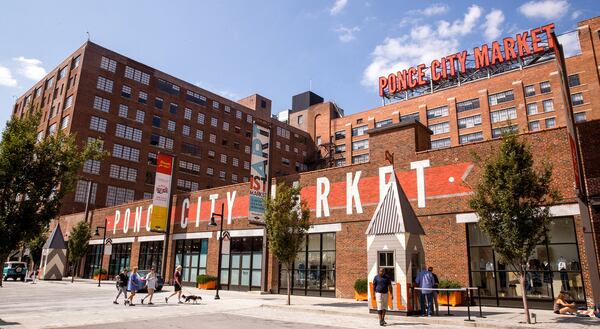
left=0, top=0, right=598, bottom=128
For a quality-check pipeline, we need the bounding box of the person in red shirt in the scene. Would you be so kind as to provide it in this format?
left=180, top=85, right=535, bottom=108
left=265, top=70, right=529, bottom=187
left=165, top=265, right=183, bottom=304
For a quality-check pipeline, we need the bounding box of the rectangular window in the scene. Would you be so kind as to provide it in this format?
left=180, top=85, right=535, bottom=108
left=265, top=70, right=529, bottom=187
left=135, top=110, right=145, bottom=123
left=431, top=138, right=451, bottom=149
left=179, top=160, right=200, bottom=175
left=568, top=74, right=580, bottom=87
left=181, top=142, right=201, bottom=157
left=247, top=114, right=253, bottom=123
left=150, top=133, right=174, bottom=150
left=231, top=174, right=238, bottom=182
left=60, top=115, right=70, bottom=129
left=207, top=150, right=215, bottom=159
left=245, top=145, right=250, bottom=154
left=177, top=179, right=199, bottom=192
left=100, top=56, right=117, bottom=73
left=488, top=90, right=514, bottom=106
left=571, top=93, right=584, bottom=106
left=545, top=117, right=556, bottom=128
left=236, top=110, right=242, bottom=120
left=185, top=90, right=206, bottom=105
left=112, top=143, right=140, bottom=162
left=209, top=134, right=216, bottom=144
left=232, top=158, right=239, bottom=167
left=378, top=251, right=395, bottom=281
left=543, top=99, right=554, bottom=112
left=138, top=91, right=147, bottom=104
left=244, top=161, right=250, bottom=170
left=105, top=186, right=135, bottom=207
left=115, top=124, right=142, bottom=142
left=492, top=125, right=518, bottom=138
left=334, top=130, right=346, bottom=140
left=524, top=85, right=535, bottom=97
left=157, top=79, right=180, bottom=95
left=152, top=115, right=161, bottom=128
left=211, top=117, right=218, bottom=127
left=220, top=154, right=227, bottom=164
left=196, top=129, right=204, bottom=140
left=352, top=154, right=369, bottom=164
left=426, top=106, right=449, bottom=119
left=213, top=101, right=220, bottom=109
left=71, top=55, right=81, bottom=69
left=206, top=167, right=214, bottom=176
left=528, top=121, right=540, bottom=131
left=124, top=66, right=150, bottom=85
left=428, top=121, right=450, bottom=135
left=167, top=120, right=176, bottom=132
left=351, top=125, right=368, bottom=137
left=121, top=85, right=131, bottom=98
left=83, top=159, right=101, bottom=174
left=219, top=171, right=226, bottom=180
left=459, top=131, right=484, bottom=144
left=223, top=122, right=229, bottom=131
left=118, top=104, right=128, bottom=118
left=147, top=152, right=157, bottom=166
left=526, top=103, right=538, bottom=115
left=335, top=144, right=346, bottom=153
left=335, top=159, right=346, bottom=167
left=89, top=116, right=107, bottom=132
left=540, top=81, right=551, bottom=94
left=109, top=164, right=137, bottom=182
left=281, top=157, right=290, bottom=166
left=574, top=112, right=586, bottom=122
left=74, top=180, right=97, bottom=204
left=184, top=108, right=192, bottom=120
left=155, top=97, right=163, bottom=109
left=457, top=115, right=482, bottom=129
left=96, top=76, right=114, bottom=93
left=58, top=66, right=68, bottom=80
left=400, top=112, right=420, bottom=122
left=169, top=103, right=178, bottom=114
left=63, top=95, right=73, bottom=109
left=137, top=241, right=163, bottom=273
left=457, top=98, right=480, bottom=112
left=197, top=113, right=205, bottom=124
left=225, top=105, right=231, bottom=113
left=352, top=139, right=369, bottom=150
left=375, top=119, right=393, bottom=128
left=490, top=107, right=517, bottom=123
left=182, top=125, right=190, bottom=136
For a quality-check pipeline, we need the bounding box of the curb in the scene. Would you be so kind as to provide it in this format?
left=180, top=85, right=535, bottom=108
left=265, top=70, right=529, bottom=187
left=260, top=304, right=560, bottom=329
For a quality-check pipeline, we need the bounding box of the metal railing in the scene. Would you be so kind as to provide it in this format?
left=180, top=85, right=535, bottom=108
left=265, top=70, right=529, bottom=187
left=412, top=286, right=485, bottom=322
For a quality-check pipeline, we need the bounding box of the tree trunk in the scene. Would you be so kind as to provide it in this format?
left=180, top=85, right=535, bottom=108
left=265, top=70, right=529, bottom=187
left=71, top=262, right=76, bottom=283
left=286, top=265, right=291, bottom=306
left=519, top=272, right=531, bottom=324
left=0, top=253, right=7, bottom=286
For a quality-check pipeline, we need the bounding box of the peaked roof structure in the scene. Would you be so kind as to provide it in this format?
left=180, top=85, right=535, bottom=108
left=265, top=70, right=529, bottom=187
left=43, top=224, right=66, bottom=249
left=365, top=172, right=425, bottom=236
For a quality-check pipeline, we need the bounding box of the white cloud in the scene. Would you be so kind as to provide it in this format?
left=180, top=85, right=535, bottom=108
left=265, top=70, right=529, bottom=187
left=13, top=56, right=46, bottom=81
left=437, top=5, right=483, bottom=37
left=0, top=66, right=17, bottom=87
left=335, top=25, right=360, bottom=43
left=519, top=0, right=570, bottom=20
left=422, top=4, right=449, bottom=16
left=557, top=32, right=581, bottom=57
left=571, top=10, right=582, bottom=20
left=483, top=9, right=505, bottom=41
left=330, top=0, right=348, bottom=16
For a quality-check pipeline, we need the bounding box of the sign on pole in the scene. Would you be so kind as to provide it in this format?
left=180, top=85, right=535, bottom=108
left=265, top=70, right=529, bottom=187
left=248, top=123, right=270, bottom=224
left=150, top=153, right=174, bottom=232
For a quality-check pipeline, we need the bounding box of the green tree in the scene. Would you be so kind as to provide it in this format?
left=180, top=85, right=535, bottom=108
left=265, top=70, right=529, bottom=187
left=28, top=231, right=48, bottom=270
left=68, top=221, right=92, bottom=282
left=263, top=182, right=310, bottom=305
left=469, top=133, right=560, bottom=324
left=0, top=107, right=105, bottom=283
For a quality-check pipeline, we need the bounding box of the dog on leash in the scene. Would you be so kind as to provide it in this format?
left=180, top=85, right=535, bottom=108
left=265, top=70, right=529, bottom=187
left=182, top=294, right=202, bottom=304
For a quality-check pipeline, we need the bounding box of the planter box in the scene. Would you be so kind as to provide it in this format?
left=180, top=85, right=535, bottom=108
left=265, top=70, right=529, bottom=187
left=93, top=274, right=109, bottom=280
left=354, top=291, right=368, bottom=301
left=437, top=291, right=463, bottom=306
left=197, top=280, right=216, bottom=290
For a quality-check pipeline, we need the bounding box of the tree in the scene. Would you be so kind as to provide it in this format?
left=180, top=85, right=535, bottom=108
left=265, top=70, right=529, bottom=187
left=68, top=221, right=92, bottom=282
left=28, top=231, right=48, bottom=270
left=0, top=107, right=105, bottom=283
left=263, top=182, right=310, bottom=305
left=469, top=133, right=560, bottom=324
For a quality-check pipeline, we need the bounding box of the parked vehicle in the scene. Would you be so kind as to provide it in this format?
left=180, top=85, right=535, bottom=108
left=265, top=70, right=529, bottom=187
left=115, top=270, right=164, bottom=292
left=3, top=262, right=28, bottom=281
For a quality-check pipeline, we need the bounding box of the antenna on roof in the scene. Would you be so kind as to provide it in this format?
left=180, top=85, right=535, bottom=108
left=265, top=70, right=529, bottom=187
left=309, top=79, right=312, bottom=92
left=86, top=31, right=91, bottom=42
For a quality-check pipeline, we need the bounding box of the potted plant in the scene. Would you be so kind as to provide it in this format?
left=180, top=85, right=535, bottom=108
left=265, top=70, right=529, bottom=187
left=437, top=279, right=463, bottom=306
left=354, top=278, right=368, bottom=301
left=93, top=268, right=108, bottom=281
left=197, top=274, right=217, bottom=290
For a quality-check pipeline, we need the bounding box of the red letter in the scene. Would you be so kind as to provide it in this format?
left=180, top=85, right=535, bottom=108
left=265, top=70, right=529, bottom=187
left=541, top=23, right=556, bottom=49
left=446, top=54, right=457, bottom=77
left=387, top=73, right=398, bottom=94
left=516, top=31, right=531, bottom=57
left=378, top=76, right=388, bottom=96
left=503, top=37, right=517, bottom=61
left=531, top=28, right=544, bottom=53
left=416, top=64, right=427, bottom=86
left=491, top=41, right=504, bottom=65
left=397, top=70, right=408, bottom=91
left=407, top=67, right=417, bottom=88
left=441, top=57, right=448, bottom=79
left=473, top=45, right=490, bottom=69
left=431, top=60, right=441, bottom=81
left=456, top=51, right=468, bottom=74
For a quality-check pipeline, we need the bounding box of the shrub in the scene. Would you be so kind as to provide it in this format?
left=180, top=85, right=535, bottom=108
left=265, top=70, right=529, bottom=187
left=93, top=268, right=108, bottom=276
left=197, top=274, right=218, bottom=284
left=438, top=279, right=462, bottom=295
left=354, top=278, right=368, bottom=293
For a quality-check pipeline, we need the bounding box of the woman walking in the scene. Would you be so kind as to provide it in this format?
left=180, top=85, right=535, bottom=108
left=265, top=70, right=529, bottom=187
left=165, top=265, right=183, bottom=304
left=141, top=267, right=157, bottom=305
left=127, top=267, right=141, bottom=306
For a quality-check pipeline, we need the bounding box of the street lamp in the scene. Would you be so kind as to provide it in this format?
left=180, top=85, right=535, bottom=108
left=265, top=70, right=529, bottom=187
left=208, top=203, right=226, bottom=300
left=94, top=218, right=107, bottom=287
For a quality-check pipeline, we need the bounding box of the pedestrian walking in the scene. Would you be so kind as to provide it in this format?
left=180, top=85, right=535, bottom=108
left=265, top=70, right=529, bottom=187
left=127, top=267, right=141, bottom=306
left=141, top=267, right=157, bottom=305
left=416, top=265, right=435, bottom=316
left=113, top=268, right=129, bottom=305
left=165, top=265, right=183, bottom=304
left=373, top=267, right=392, bottom=326
left=429, top=266, right=440, bottom=315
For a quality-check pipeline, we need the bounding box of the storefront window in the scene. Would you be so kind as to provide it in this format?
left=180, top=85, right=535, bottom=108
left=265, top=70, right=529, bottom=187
left=220, top=236, right=263, bottom=290
left=467, top=217, right=584, bottom=306
left=174, top=239, right=208, bottom=283
left=84, top=244, right=103, bottom=278
left=138, top=241, right=163, bottom=273
left=107, top=243, right=132, bottom=276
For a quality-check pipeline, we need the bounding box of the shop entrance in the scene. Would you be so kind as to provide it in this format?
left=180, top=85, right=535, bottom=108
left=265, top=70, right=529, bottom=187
left=220, top=236, right=263, bottom=291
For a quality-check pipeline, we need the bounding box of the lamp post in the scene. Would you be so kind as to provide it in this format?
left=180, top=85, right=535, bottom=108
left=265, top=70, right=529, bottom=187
left=208, top=203, right=226, bottom=300
left=94, top=218, right=107, bottom=287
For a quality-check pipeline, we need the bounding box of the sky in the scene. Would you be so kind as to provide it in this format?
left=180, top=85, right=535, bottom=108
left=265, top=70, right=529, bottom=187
left=0, top=0, right=598, bottom=129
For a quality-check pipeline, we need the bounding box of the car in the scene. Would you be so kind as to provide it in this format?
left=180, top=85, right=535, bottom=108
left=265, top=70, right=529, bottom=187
left=3, top=262, right=28, bottom=281
left=115, top=270, right=164, bottom=292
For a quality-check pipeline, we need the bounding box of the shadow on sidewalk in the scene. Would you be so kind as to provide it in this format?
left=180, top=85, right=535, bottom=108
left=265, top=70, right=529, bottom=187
left=0, top=318, right=20, bottom=326
left=313, top=302, right=367, bottom=309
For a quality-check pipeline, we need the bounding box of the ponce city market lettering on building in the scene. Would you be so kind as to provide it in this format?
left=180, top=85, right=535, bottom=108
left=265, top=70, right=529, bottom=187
left=378, top=23, right=556, bottom=96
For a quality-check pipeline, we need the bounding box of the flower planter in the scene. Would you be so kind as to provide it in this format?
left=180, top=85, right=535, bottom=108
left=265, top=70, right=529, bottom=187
left=93, top=274, right=109, bottom=281
left=197, top=280, right=216, bottom=290
left=354, top=290, right=368, bottom=301
left=437, top=291, right=463, bottom=306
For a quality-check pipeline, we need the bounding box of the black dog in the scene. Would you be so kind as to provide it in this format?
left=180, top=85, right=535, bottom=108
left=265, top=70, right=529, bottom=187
left=182, top=294, right=202, bottom=304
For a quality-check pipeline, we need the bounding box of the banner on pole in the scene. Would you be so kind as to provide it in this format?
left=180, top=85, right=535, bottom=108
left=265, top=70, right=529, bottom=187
left=248, top=123, right=270, bottom=224
left=150, top=153, right=174, bottom=232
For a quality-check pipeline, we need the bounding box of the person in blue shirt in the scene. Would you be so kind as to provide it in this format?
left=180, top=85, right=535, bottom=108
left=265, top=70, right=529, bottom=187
left=415, top=265, right=435, bottom=316
left=126, top=267, right=141, bottom=306
left=373, top=267, right=392, bottom=326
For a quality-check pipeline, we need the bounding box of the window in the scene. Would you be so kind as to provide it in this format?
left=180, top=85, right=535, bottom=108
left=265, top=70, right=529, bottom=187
left=177, top=179, right=199, bottom=191
left=181, top=142, right=201, bottom=157
left=492, top=125, right=518, bottom=138
left=124, top=66, right=150, bottom=85
left=574, top=112, right=587, bottom=122
left=46, top=77, right=54, bottom=89
left=247, top=114, right=253, bottom=123
left=571, top=93, right=584, bottom=106
left=281, top=157, right=290, bottom=166
left=490, top=107, right=517, bottom=123
left=378, top=251, right=395, bottom=281
left=220, top=154, right=227, bottom=164
left=232, top=174, right=238, bottom=182
left=207, top=150, right=215, bottom=159
left=135, top=110, right=145, bottom=123
left=351, top=125, right=368, bottom=137
left=185, top=90, right=206, bottom=105
left=105, top=186, right=135, bottom=207
left=60, top=115, right=70, bottom=129
left=527, top=103, right=538, bottom=115
left=316, top=137, right=321, bottom=146
left=100, top=56, right=117, bottom=73
left=58, top=66, right=68, bottom=80
left=457, top=115, right=482, bottom=129
left=116, top=124, right=143, bottom=142
left=400, top=112, right=420, bottom=122
left=213, top=101, right=219, bottom=109
left=94, top=96, right=110, bottom=112
left=236, top=110, right=242, bottom=120
left=206, top=167, right=214, bottom=176
left=352, top=154, right=369, bottom=164
left=457, top=98, right=480, bottom=112
left=174, top=239, right=208, bottom=283
left=334, top=131, right=345, bottom=140
left=197, top=113, right=205, bottom=124
left=182, top=125, right=190, bottom=136
left=138, top=91, right=147, bottom=104
left=64, top=95, right=73, bottom=109
left=184, top=108, right=192, bottom=120
left=219, top=171, right=226, bottom=180
left=179, top=160, right=200, bottom=175
left=335, top=144, right=346, bottom=153
left=148, top=152, right=157, bottom=166
left=352, top=140, right=368, bottom=150
left=150, top=133, right=173, bottom=150
left=83, top=159, right=101, bottom=174
left=276, top=126, right=290, bottom=139
left=431, top=138, right=451, bottom=149
left=167, top=120, right=176, bottom=132
left=375, top=119, right=393, bottom=128
left=169, top=103, right=178, bottom=114
left=96, top=76, right=114, bottom=93
left=112, top=144, right=140, bottom=162
left=121, top=85, right=131, bottom=98
left=196, top=129, right=204, bottom=140
left=426, top=106, right=449, bottom=119
left=143, top=192, right=153, bottom=200
left=428, top=122, right=450, bottom=135
left=118, top=104, right=128, bottom=118
left=244, top=161, right=250, bottom=170
left=222, top=122, right=230, bottom=132
left=524, top=85, right=535, bottom=97
left=74, top=180, right=97, bottom=204
left=87, top=137, right=104, bottom=150
left=71, top=55, right=81, bottom=69
left=356, top=118, right=363, bottom=124
left=540, top=81, right=551, bottom=94
left=48, top=123, right=57, bottom=135
left=243, top=145, right=250, bottom=154
left=35, top=87, right=42, bottom=98
left=232, top=158, right=239, bottom=167
left=568, top=74, right=580, bottom=87
left=297, top=115, right=304, bottom=125
left=211, top=117, right=218, bottom=127
left=335, top=159, right=346, bottom=167
left=152, top=115, right=161, bottom=128
left=206, top=133, right=215, bottom=144
left=276, top=141, right=281, bottom=149
left=224, top=105, right=231, bottom=113
left=157, top=79, right=180, bottom=95
left=545, top=118, right=556, bottom=128
left=138, top=241, right=163, bottom=274
left=543, top=100, right=554, bottom=112
left=109, top=164, right=137, bottom=182
left=459, top=131, right=484, bottom=144
left=155, top=97, right=163, bottom=109
left=488, top=90, right=514, bottom=106
left=529, top=121, right=540, bottom=131
left=89, top=116, right=107, bottom=132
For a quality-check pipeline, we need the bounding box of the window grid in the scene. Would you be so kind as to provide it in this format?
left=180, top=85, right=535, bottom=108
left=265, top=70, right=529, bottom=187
left=109, top=164, right=137, bottom=182
left=100, top=56, right=117, bottom=73
left=118, top=104, right=128, bottom=118
left=89, top=116, right=107, bottom=133
left=488, top=90, right=514, bottom=106
left=83, top=159, right=101, bottom=175
left=93, top=96, right=110, bottom=112
left=526, top=103, right=538, bottom=115
left=124, top=66, right=150, bottom=85
left=135, top=110, right=145, bottom=123
left=106, top=186, right=135, bottom=207
left=112, top=143, right=140, bottom=162
left=426, top=106, right=449, bottom=119
left=543, top=100, right=554, bottom=112
left=96, top=76, right=114, bottom=93
left=115, top=124, right=142, bottom=142
left=457, top=115, right=482, bottom=129
left=428, top=121, right=450, bottom=135
left=431, top=138, right=451, bottom=149
left=459, top=132, right=484, bottom=144
left=490, top=107, right=517, bottom=123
